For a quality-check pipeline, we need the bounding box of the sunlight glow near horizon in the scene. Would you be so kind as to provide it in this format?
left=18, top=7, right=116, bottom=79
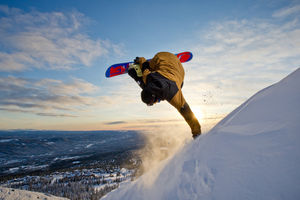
left=192, top=106, right=204, bottom=123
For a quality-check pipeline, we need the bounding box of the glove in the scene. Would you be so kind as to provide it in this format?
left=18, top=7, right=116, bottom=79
left=128, top=63, right=145, bottom=89
left=128, top=63, right=142, bottom=77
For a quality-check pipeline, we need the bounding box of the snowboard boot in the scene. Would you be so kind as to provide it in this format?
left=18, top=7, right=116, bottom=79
left=191, top=123, right=201, bottom=139
left=192, top=131, right=201, bottom=139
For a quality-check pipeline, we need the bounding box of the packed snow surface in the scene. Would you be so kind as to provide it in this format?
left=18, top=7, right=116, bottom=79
left=104, top=68, right=300, bottom=200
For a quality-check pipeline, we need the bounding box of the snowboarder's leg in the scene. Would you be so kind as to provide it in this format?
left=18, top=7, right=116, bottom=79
left=180, top=103, right=201, bottom=138
left=169, top=91, right=201, bottom=138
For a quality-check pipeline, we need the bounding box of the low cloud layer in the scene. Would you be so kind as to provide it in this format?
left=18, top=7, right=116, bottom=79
left=0, top=76, right=99, bottom=117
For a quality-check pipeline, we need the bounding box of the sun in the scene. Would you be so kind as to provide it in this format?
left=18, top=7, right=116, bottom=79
left=193, top=107, right=204, bottom=122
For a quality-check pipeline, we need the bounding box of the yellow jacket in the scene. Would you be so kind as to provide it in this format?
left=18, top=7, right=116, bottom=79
left=138, top=52, right=201, bottom=136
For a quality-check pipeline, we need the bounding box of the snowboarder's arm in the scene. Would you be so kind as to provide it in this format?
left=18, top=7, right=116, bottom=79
left=135, top=57, right=160, bottom=84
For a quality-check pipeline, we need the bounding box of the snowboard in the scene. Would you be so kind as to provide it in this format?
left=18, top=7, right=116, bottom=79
left=105, top=51, right=193, bottom=78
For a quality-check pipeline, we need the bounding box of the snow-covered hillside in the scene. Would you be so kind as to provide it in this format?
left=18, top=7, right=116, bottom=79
left=103, top=68, right=300, bottom=200
left=0, top=187, right=69, bottom=200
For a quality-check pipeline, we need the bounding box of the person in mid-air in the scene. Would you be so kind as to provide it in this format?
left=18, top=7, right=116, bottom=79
left=128, top=52, right=201, bottom=139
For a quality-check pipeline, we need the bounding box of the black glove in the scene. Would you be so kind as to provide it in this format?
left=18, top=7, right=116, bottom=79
left=128, top=67, right=145, bottom=89
left=128, top=67, right=138, bottom=80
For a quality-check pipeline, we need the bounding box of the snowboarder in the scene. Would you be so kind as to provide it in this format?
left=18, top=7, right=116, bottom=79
left=128, top=52, right=201, bottom=139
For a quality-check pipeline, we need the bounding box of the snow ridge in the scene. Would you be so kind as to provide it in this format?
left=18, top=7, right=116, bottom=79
left=104, top=68, right=300, bottom=200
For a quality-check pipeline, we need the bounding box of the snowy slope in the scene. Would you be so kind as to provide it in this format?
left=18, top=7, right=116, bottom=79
left=103, top=68, right=300, bottom=200
left=0, top=187, right=69, bottom=200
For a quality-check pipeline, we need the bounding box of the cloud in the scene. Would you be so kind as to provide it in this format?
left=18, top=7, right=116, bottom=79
left=104, top=121, right=127, bottom=125
left=36, top=112, right=77, bottom=117
left=0, top=107, right=77, bottom=117
left=0, top=6, right=121, bottom=71
left=272, top=4, right=300, bottom=18
left=0, top=76, right=100, bottom=117
left=194, top=19, right=300, bottom=70
left=184, top=9, right=300, bottom=116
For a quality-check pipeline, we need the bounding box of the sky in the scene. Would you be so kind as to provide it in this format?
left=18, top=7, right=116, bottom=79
left=0, top=0, right=299, bottom=131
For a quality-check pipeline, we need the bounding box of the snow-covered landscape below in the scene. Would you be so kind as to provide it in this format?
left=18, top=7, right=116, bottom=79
left=0, top=186, right=69, bottom=200
left=103, top=68, right=300, bottom=200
